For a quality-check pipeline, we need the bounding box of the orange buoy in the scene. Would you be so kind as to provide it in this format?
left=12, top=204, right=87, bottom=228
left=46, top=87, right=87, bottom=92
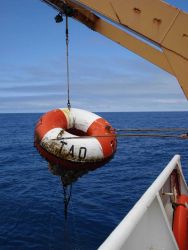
left=34, top=108, right=117, bottom=170
left=173, top=195, right=188, bottom=250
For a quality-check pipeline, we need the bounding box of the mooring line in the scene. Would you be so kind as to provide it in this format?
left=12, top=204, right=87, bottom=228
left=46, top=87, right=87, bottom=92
left=61, top=178, right=73, bottom=220
left=53, top=133, right=187, bottom=140
left=116, top=128, right=188, bottom=132
left=116, top=133, right=181, bottom=138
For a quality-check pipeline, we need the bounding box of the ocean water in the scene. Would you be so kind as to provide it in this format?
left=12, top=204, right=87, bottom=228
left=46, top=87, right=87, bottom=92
left=0, top=112, right=188, bottom=250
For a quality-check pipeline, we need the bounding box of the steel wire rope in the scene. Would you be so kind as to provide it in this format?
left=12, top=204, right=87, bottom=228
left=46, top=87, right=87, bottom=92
left=116, top=128, right=188, bottom=132
left=66, top=15, right=71, bottom=110
left=54, top=133, right=187, bottom=140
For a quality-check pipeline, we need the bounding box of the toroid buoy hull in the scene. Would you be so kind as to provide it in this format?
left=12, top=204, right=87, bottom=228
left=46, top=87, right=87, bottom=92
left=34, top=108, right=117, bottom=170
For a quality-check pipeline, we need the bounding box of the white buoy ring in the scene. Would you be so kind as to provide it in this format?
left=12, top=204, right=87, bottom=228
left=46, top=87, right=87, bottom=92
left=34, top=108, right=117, bottom=170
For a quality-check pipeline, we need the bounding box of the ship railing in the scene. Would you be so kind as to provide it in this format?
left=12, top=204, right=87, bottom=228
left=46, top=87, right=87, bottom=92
left=98, top=154, right=188, bottom=250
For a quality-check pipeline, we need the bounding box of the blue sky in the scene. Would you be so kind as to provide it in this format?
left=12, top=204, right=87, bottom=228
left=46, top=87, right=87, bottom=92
left=1, top=0, right=188, bottom=113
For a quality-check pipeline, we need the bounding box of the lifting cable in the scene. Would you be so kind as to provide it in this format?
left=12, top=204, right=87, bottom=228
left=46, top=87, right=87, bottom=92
left=65, top=15, right=71, bottom=109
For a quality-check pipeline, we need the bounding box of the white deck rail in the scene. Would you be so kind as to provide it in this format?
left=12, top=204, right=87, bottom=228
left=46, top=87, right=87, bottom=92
left=98, top=155, right=188, bottom=250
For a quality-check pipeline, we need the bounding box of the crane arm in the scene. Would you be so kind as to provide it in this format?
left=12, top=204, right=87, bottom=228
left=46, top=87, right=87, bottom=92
left=42, top=0, right=188, bottom=98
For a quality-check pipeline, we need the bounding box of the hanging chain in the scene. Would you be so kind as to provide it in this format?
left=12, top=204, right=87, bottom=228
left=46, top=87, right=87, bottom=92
left=66, top=15, right=71, bottom=110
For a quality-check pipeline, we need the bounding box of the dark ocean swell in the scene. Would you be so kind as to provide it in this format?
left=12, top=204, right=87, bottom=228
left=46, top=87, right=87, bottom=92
left=0, top=112, right=188, bottom=250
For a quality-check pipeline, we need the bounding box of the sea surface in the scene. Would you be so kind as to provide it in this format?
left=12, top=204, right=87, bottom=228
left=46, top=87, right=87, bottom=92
left=0, top=112, right=188, bottom=250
